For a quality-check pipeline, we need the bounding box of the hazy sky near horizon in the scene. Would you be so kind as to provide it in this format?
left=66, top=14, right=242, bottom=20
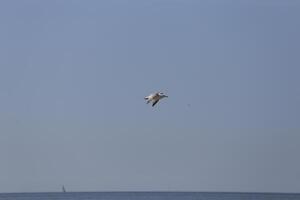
left=0, top=0, right=300, bottom=193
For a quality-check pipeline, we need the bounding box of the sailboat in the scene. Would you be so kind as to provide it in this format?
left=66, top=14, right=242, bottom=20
left=62, top=185, right=66, bottom=193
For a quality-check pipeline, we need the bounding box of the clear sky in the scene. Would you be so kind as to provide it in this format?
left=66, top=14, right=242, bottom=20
left=0, top=0, right=300, bottom=193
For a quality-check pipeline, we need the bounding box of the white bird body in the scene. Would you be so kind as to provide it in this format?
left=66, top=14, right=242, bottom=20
left=144, top=92, right=168, bottom=107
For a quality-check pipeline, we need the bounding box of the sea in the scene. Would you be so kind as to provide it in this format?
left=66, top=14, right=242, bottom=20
left=0, top=192, right=299, bottom=200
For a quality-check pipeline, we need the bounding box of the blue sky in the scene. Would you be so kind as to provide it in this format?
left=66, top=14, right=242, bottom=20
left=0, top=0, right=300, bottom=193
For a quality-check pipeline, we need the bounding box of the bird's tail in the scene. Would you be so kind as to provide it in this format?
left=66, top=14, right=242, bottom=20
left=144, top=97, right=151, bottom=104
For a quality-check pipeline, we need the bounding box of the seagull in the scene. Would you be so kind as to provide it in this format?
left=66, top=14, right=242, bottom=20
left=144, top=92, right=168, bottom=107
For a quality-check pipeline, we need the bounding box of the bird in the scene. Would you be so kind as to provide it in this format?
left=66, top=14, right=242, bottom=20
left=144, top=92, right=168, bottom=107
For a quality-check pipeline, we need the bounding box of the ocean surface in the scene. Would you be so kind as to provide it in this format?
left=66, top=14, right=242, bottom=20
left=0, top=192, right=299, bottom=200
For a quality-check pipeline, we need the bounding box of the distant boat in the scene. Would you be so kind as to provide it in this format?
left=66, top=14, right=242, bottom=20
left=62, top=185, right=66, bottom=193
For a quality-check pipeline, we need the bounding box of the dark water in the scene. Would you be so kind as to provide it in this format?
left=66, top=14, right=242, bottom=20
left=0, top=192, right=299, bottom=200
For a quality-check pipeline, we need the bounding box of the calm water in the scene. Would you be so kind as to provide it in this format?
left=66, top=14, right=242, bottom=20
left=0, top=192, right=299, bottom=200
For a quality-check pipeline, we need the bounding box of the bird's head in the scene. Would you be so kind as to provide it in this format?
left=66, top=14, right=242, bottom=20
left=158, top=92, right=168, bottom=98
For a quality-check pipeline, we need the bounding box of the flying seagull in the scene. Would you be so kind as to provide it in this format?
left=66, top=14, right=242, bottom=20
left=144, top=92, right=168, bottom=107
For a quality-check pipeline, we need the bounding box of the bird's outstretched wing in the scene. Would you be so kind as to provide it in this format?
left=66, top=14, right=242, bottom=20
left=152, top=100, right=159, bottom=107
